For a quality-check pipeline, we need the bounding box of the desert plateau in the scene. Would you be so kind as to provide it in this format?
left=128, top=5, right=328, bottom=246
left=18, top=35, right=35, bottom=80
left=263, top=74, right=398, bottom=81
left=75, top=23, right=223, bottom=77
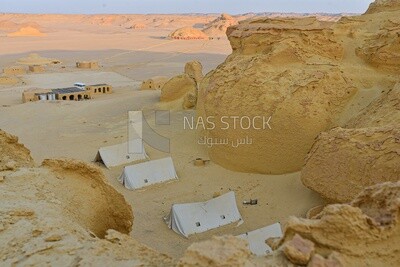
left=0, top=0, right=399, bottom=266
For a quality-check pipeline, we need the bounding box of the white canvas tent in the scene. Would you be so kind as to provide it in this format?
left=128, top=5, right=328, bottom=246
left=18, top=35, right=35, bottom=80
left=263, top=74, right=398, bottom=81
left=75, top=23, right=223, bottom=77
left=95, top=141, right=148, bottom=169
left=237, top=223, right=283, bottom=256
left=118, top=157, right=178, bottom=190
left=166, top=191, right=242, bottom=238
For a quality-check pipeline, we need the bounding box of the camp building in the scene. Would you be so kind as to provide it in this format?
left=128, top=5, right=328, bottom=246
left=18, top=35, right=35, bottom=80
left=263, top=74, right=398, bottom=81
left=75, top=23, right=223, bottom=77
left=22, top=83, right=112, bottom=103
left=85, top=84, right=113, bottom=95
left=22, top=87, right=91, bottom=103
left=53, top=87, right=91, bottom=101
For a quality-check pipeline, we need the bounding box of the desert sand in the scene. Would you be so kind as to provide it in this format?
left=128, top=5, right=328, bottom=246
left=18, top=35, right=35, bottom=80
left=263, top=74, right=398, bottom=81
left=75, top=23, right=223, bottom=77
left=0, top=1, right=399, bottom=266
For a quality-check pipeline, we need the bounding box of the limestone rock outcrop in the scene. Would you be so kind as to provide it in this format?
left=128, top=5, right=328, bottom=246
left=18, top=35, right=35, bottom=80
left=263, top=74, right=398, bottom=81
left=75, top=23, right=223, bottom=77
left=198, top=17, right=359, bottom=174
left=0, top=76, right=19, bottom=85
left=184, top=61, right=203, bottom=85
left=128, top=23, right=146, bottom=29
left=169, top=27, right=208, bottom=40
left=302, top=126, right=400, bottom=203
left=356, top=18, right=400, bottom=72
left=346, top=84, right=400, bottom=128
left=160, top=74, right=197, bottom=103
left=270, top=182, right=400, bottom=266
left=160, top=61, right=203, bottom=110
left=17, top=53, right=60, bottom=65
left=203, top=13, right=238, bottom=37
left=0, top=130, right=173, bottom=266
left=365, top=0, right=400, bottom=14
left=41, top=158, right=134, bottom=237
left=178, top=236, right=253, bottom=267
left=197, top=4, right=400, bottom=174
left=0, top=129, right=34, bottom=171
left=7, top=26, right=45, bottom=37
left=302, top=84, right=400, bottom=203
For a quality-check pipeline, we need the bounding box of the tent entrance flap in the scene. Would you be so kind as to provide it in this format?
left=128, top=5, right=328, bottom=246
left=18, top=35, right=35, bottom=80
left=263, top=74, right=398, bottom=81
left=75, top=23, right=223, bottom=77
left=166, top=191, right=242, bottom=238
left=237, top=223, right=283, bottom=256
left=119, top=157, right=178, bottom=190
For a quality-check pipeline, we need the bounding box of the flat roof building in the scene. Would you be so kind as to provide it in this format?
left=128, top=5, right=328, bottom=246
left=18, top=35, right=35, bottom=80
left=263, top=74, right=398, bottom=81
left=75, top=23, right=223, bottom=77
left=85, top=84, right=112, bottom=95
left=52, top=87, right=91, bottom=101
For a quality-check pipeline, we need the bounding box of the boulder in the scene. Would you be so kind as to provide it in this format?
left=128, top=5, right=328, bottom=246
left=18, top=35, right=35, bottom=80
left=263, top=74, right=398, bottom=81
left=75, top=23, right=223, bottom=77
left=178, top=236, right=253, bottom=267
left=160, top=74, right=197, bottom=102
left=198, top=17, right=357, bottom=174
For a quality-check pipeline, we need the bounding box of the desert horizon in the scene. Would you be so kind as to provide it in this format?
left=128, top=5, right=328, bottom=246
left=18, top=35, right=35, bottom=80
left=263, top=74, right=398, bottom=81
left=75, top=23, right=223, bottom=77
left=1, top=0, right=399, bottom=266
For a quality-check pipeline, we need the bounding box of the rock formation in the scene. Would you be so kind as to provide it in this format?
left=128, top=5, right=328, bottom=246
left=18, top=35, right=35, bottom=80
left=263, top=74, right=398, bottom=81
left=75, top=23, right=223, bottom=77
left=169, top=27, right=209, bottom=40
left=0, top=129, right=34, bottom=171
left=160, top=74, right=197, bottom=103
left=302, top=83, right=400, bottom=203
left=365, top=0, right=400, bottom=14
left=127, top=23, right=146, bottom=29
left=268, top=181, right=400, bottom=266
left=178, top=236, right=253, bottom=267
left=346, top=83, right=400, bottom=129
left=8, top=26, right=46, bottom=37
left=184, top=61, right=203, bottom=85
left=197, top=4, right=400, bottom=174
left=0, top=76, right=19, bottom=85
left=160, top=61, right=203, bottom=109
left=17, top=53, right=60, bottom=65
left=203, top=13, right=238, bottom=37
left=0, top=130, right=174, bottom=266
left=0, top=21, right=42, bottom=34
left=198, top=17, right=359, bottom=174
left=41, top=158, right=134, bottom=237
left=302, top=126, right=400, bottom=203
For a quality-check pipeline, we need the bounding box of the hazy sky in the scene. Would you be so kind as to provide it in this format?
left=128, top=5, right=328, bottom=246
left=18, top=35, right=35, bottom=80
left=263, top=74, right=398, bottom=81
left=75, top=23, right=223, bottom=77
left=0, top=0, right=375, bottom=14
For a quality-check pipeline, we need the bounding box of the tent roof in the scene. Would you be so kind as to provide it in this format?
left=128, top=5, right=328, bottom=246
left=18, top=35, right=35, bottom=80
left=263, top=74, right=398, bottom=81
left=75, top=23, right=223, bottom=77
left=95, top=141, right=148, bottom=169
left=167, top=191, right=242, bottom=238
left=118, top=157, right=178, bottom=190
left=237, top=223, right=282, bottom=256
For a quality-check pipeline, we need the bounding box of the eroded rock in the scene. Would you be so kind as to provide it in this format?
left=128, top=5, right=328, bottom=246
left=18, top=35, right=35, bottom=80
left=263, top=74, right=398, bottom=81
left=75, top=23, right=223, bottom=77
left=178, top=236, right=253, bottom=267
left=283, top=234, right=315, bottom=265
left=0, top=129, right=34, bottom=171
left=161, top=74, right=197, bottom=103
left=274, top=182, right=400, bottom=266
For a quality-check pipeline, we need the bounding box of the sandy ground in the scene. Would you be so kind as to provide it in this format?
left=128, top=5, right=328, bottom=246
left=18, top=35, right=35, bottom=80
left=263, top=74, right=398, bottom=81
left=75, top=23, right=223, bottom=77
left=0, top=18, right=324, bottom=259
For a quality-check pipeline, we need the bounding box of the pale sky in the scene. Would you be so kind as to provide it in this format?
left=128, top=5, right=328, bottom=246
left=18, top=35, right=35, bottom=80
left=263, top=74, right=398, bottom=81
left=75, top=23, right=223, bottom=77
left=0, top=0, right=375, bottom=14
